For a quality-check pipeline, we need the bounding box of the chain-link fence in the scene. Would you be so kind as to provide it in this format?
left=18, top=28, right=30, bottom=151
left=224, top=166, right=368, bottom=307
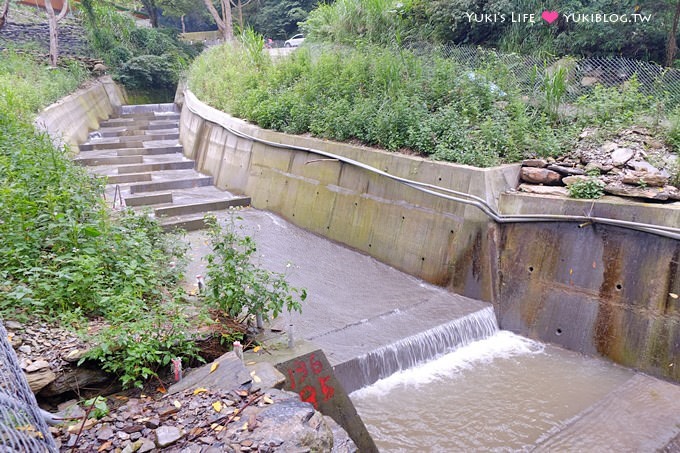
left=429, top=43, right=680, bottom=109
left=0, top=321, right=57, bottom=452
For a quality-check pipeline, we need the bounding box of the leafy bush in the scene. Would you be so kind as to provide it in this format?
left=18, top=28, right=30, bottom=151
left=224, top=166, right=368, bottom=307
left=117, top=54, right=181, bottom=90
left=189, top=43, right=563, bottom=167
left=568, top=178, right=606, bottom=199
left=576, top=76, right=653, bottom=129
left=204, top=215, right=306, bottom=322
left=77, top=0, right=200, bottom=90
left=1, top=52, right=200, bottom=388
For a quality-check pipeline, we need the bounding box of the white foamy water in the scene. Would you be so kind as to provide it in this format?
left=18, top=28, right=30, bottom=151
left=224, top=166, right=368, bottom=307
left=351, top=330, right=543, bottom=398
left=351, top=331, right=633, bottom=452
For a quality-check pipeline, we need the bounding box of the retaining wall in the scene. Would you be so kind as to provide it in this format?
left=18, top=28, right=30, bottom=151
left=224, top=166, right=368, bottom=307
left=179, top=89, right=680, bottom=382
left=36, top=76, right=126, bottom=150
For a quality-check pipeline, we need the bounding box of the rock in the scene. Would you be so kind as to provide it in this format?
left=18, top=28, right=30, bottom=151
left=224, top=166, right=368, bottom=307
left=5, top=320, right=23, bottom=330
left=245, top=362, right=286, bottom=391
left=18, top=345, right=32, bottom=354
left=547, top=164, right=585, bottom=176
left=9, top=334, right=22, bottom=348
left=622, top=173, right=668, bottom=187
left=562, top=176, right=590, bottom=186
left=520, top=167, right=562, bottom=185
left=97, top=426, right=114, bottom=441
left=40, top=367, right=111, bottom=397
left=611, top=148, right=635, bottom=166
left=168, top=351, right=251, bottom=395
left=627, top=160, right=659, bottom=173
left=26, top=368, right=57, bottom=393
left=64, top=348, right=88, bottom=363
left=601, top=142, right=618, bottom=153
left=581, top=76, right=599, bottom=87
left=518, top=184, right=569, bottom=196
left=155, top=425, right=183, bottom=447
left=521, top=159, right=548, bottom=168
left=604, top=183, right=671, bottom=200
left=25, top=359, right=50, bottom=373
left=138, top=438, right=156, bottom=453
left=145, top=418, right=160, bottom=429
left=585, top=162, right=613, bottom=173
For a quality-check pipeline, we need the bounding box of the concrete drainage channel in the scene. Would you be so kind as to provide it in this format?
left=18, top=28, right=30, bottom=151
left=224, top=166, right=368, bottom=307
left=74, top=103, right=250, bottom=230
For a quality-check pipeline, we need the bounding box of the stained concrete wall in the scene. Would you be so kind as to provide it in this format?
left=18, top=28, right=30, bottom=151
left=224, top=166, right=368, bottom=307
left=179, top=89, right=680, bottom=382
left=499, top=193, right=680, bottom=381
left=179, top=90, right=519, bottom=302
left=36, top=76, right=126, bottom=150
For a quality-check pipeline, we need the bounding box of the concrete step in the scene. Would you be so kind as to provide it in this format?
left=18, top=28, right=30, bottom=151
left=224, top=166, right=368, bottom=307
left=98, top=118, right=179, bottom=129
left=154, top=197, right=251, bottom=218
left=94, top=132, right=180, bottom=143
left=116, top=160, right=195, bottom=174
left=161, top=214, right=210, bottom=232
left=114, top=112, right=180, bottom=121
left=116, top=146, right=183, bottom=156
left=106, top=173, right=153, bottom=184
left=125, top=192, right=173, bottom=207
left=119, top=103, right=178, bottom=115
left=79, top=141, right=147, bottom=151
left=129, top=176, right=214, bottom=194
left=74, top=155, right=144, bottom=166
left=100, top=128, right=179, bottom=138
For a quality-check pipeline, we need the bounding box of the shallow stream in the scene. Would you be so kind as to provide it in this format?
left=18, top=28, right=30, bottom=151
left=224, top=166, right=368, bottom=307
left=351, top=331, right=633, bottom=452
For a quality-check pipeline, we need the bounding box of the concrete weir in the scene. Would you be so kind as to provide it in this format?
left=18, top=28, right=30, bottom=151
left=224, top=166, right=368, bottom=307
left=178, top=88, right=680, bottom=385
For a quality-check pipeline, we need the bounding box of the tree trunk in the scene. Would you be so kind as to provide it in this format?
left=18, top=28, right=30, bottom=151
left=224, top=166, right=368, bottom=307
left=666, top=0, right=680, bottom=67
left=203, top=0, right=233, bottom=41
left=0, top=0, right=9, bottom=31
left=180, top=14, right=185, bottom=34
left=236, top=0, right=243, bottom=31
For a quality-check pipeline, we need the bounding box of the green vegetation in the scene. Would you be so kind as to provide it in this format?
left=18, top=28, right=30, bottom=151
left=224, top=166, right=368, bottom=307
left=0, top=51, right=199, bottom=387
left=568, top=178, right=606, bottom=199
left=79, top=0, right=200, bottom=91
left=205, top=215, right=306, bottom=322
left=189, top=40, right=569, bottom=166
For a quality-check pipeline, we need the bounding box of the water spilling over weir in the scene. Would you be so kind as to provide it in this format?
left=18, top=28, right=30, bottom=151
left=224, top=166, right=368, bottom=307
left=334, top=307, right=499, bottom=393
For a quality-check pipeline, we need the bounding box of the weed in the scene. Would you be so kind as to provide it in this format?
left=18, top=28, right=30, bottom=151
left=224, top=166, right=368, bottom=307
left=568, top=178, right=606, bottom=199
left=204, top=215, right=306, bottom=322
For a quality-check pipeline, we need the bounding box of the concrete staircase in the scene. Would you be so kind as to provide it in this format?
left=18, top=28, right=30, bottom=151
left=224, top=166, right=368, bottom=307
left=75, top=103, right=250, bottom=231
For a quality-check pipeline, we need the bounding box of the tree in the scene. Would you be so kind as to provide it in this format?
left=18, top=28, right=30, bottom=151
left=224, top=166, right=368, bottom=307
left=140, top=0, right=160, bottom=27
left=667, top=0, right=680, bottom=66
left=203, top=0, right=233, bottom=40
left=158, top=0, right=207, bottom=33
left=0, top=0, right=9, bottom=31
left=44, top=0, right=70, bottom=67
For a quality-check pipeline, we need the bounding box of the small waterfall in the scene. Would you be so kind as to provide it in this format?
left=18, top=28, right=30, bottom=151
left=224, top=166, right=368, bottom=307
left=336, top=306, right=499, bottom=393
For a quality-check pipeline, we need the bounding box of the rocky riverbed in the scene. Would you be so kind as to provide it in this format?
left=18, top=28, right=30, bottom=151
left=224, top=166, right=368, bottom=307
left=4, top=318, right=357, bottom=452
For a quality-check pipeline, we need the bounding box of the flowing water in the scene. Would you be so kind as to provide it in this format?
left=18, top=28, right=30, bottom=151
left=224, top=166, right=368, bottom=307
left=351, top=331, right=634, bottom=452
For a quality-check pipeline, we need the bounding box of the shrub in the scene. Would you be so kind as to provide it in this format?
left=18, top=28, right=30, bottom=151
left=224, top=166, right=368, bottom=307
left=204, top=215, right=306, bottom=322
left=117, top=54, right=181, bottom=90
left=568, top=178, right=606, bottom=199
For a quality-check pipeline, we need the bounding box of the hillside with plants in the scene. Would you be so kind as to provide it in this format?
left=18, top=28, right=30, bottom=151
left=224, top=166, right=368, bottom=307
left=188, top=0, right=679, bottom=200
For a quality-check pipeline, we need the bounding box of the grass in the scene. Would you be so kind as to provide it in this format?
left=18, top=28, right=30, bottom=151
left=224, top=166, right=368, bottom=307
left=189, top=42, right=567, bottom=167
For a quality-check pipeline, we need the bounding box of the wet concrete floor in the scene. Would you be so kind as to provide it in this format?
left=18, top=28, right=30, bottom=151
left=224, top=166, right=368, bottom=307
left=184, top=208, right=490, bottom=367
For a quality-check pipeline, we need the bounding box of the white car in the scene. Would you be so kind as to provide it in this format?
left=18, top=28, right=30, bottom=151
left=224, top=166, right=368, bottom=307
left=284, top=34, right=305, bottom=48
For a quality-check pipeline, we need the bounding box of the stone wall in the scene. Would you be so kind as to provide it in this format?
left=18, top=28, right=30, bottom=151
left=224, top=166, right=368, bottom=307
left=178, top=89, right=680, bottom=382
left=35, top=76, right=126, bottom=150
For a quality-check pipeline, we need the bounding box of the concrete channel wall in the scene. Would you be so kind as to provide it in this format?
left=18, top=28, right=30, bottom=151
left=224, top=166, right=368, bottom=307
left=179, top=89, right=680, bottom=383
left=36, top=76, right=126, bottom=150
left=179, top=90, right=519, bottom=302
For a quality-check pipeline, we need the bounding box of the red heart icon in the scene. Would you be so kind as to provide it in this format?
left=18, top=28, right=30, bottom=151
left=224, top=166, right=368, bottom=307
left=541, top=10, right=559, bottom=24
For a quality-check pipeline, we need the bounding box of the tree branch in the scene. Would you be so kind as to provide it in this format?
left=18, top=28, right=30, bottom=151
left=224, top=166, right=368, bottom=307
left=0, top=0, right=10, bottom=30
left=56, top=0, right=69, bottom=22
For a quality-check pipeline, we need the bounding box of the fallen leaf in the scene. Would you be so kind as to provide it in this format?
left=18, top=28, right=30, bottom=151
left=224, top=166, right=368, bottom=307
left=253, top=346, right=262, bottom=353
left=263, top=395, right=273, bottom=404
left=252, top=374, right=261, bottom=383
left=241, top=422, right=248, bottom=431
left=189, top=427, right=203, bottom=437
left=98, top=441, right=112, bottom=452
left=233, top=408, right=240, bottom=415
left=212, top=401, right=223, bottom=413
left=210, top=423, right=224, bottom=432
left=193, top=387, right=208, bottom=395
left=670, top=293, right=679, bottom=299
left=156, top=386, right=167, bottom=394
left=246, top=361, right=257, bottom=366
left=210, top=362, right=219, bottom=373
left=173, top=400, right=182, bottom=409
left=237, top=390, right=248, bottom=397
